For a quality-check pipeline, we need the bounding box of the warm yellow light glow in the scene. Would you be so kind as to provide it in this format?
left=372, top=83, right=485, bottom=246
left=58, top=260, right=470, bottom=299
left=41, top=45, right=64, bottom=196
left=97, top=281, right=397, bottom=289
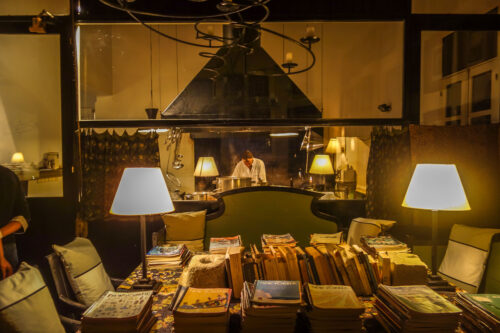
left=110, top=168, right=174, bottom=216
left=309, top=154, right=334, bottom=175
left=11, top=152, right=24, bottom=163
left=194, top=157, right=219, bottom=177
left=402, top=164, right=470, bottom=211
left=325, top=138, right=340, bottom=154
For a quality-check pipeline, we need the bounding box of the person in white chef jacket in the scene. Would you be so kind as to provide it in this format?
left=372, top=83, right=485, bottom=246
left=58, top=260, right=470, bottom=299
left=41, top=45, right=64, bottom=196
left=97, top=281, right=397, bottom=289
left=232, top=150, right=267, bottom=184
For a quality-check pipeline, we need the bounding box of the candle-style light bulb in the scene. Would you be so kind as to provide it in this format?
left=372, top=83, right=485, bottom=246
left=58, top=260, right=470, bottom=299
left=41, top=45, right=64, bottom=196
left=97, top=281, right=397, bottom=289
left=306, top=26, right=315, bottom=38
left=285, top=52, right=293, bottom=63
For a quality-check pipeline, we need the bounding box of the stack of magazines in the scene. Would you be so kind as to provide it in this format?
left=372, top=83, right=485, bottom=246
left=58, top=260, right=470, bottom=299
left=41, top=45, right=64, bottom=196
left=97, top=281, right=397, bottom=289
left=261, top=233, right=297, bottom=249
left=360, top=235, right=409, bottom=255
left=455, top=292, right=500, bottom=332
left=146, top=244, right=192, bottom=269
left=241, top=280, right=301, bottom=333
left=209, top=235, right=242, bottom=254
left=171, top=286, right=232, bottom=333
left=375, top=285, right=462, bottom=332
left=81, top=291, right=155, bottom=333
left=305, top=284, right=364, bottom=333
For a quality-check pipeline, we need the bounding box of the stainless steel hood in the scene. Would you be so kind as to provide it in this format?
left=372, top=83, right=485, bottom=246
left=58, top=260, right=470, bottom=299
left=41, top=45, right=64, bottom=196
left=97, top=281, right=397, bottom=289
left=161, top=25, right=322, bottom=120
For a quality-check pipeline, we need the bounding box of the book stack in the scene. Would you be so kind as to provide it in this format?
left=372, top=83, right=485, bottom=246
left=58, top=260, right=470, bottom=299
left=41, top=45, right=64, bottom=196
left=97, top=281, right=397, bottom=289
left=261, top=233, right=297, bottom=248
left=375, top=285, right=462, bottom=333
left=310, top=232, right=343, bottom=246
left=225, top=246, right=245, bottom=299
left=386, top=252, right=428, bottom=286
left=172, top=287, right=232, bottom=333
left=304, top=244, right=380, bottom=296
left=455, top=293, right=500, bottom=332
left=241, top=280, right=302, bottom=333
left=81, top=290, right=155, bottom=333
left=360, top=235, right=409, bottom=256
left=209, top=235, right=242, bottom=254
left=305, top=284, right=365, bottom=333
left=248, top=244, right=304, bottom=284
left=146, top=244, right=192, bottom=269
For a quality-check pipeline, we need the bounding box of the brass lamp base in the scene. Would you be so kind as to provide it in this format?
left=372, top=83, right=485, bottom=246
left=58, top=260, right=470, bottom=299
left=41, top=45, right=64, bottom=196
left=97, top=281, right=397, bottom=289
left=132, top=278, right=162, bottom=293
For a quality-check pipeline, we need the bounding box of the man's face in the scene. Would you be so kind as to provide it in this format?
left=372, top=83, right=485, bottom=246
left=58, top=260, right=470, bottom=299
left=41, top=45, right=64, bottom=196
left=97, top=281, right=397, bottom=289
left=243, top=157, right=254, bottom=168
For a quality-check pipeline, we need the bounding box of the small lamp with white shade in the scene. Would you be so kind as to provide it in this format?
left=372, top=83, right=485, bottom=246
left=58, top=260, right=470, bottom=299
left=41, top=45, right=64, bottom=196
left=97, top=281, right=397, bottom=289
left=11, top=152, right=25, bottom=164
left=402, top=164, right=470, bottom=275
left=309, top=154, right=334, bottom=191
left=110, top=167, right=175, bottom=289
left=194, top=157, right=219, bottom=195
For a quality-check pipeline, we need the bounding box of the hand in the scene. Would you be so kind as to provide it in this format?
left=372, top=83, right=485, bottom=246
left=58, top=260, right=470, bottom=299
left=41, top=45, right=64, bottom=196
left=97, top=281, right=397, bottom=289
left=0, top=256, right=13, bottom=279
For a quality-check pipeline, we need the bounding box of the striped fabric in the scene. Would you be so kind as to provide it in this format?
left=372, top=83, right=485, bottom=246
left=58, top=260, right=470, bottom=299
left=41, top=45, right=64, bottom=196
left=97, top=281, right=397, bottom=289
left=0, top=262, right=64, bottom=333
left=53, top=237, right=114, bottom=306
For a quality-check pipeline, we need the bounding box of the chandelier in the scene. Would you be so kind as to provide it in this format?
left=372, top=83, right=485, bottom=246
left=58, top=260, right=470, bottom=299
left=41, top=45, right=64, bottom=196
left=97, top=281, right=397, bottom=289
left=97, top=0, right=320, bottom=76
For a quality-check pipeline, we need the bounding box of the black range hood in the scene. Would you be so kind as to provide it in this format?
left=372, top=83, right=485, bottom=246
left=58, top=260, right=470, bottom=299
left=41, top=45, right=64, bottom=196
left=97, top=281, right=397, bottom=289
left=161, top=25, right=322, bottom=120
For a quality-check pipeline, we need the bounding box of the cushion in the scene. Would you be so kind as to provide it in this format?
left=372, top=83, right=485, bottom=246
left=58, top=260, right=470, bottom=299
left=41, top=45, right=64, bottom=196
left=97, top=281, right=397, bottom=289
left=0, top=262, right=65, bottom=333
left=53, top=237, right=114, bottom=307
left=438, top=224, right=500, bottom=293
left=162, top=210, right=206, bottom=251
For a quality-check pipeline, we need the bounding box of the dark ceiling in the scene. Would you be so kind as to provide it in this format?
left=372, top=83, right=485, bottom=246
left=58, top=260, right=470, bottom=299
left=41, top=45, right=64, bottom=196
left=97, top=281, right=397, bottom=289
left=77, top=0, right=411, bottom=22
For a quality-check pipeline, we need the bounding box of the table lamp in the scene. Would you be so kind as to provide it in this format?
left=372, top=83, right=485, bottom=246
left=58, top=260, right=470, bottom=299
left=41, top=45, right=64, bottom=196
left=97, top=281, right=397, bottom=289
left=309, top=154, right=334, bottom=191
left=110, top=167, right=174, bottom=289
left=11, top=152, right=25, bottom=164
left=325, top=138, right=340, bottom=189
left=194, top=157, right=219, bottom=194
left=402, top=164, right=470, bottom=275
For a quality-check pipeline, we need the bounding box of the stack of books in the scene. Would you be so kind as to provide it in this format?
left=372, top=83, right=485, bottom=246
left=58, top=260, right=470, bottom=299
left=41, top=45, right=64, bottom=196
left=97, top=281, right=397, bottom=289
left=309, top=232, right=343, bottom=246
left=304, top=244, right=380, bottom=296
left=385, top=252, right=428, bottom=286
left=305, top=284, right=365, bottom=333
left=455, top=293, right=500, bottom=332
left=146, top=244, right=192, bottom=269
left=246, top=240, right=382, bottom=295
left=241, top=280, right=302, bottom=333
left=261, top=233, right=297, bottom=248
left=360, top=235, right=409, bottom=256
left=171, top=287, right=232, bottom=333
left=225, top=246, right=245, bottom=299
left=375, top=285, right=462, bottom=332
left=81, top=290, right=155, bottom=333
left=209, top=235, right=242, bottom=254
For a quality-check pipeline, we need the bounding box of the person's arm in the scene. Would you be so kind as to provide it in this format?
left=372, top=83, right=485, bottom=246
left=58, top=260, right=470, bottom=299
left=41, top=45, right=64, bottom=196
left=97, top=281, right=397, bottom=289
left=232, top=161, right=242, bottom=177
left=259, top=160, right=267, bottom=183
left=0, top=240, right=12, bottom=279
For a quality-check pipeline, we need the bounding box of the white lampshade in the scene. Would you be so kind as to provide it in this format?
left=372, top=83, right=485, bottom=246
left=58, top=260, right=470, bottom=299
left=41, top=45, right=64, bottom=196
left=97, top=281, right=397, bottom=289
left=110, top=167, right=174, bottom=216
left=11, top=152, right=24, bottom=163
left=309, top=154, right=334, bottom=175
left=194, top=157, right=219, bottom=177
left=402, top=164, right=470, bottom=211
left=325, top=138, right=340, bottom=154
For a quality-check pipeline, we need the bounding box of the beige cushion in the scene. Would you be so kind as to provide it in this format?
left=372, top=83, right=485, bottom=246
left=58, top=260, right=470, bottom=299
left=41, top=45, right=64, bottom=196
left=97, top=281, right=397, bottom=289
left=53, top=237, right=114, bottom=307
left=0, top=262, right=65, bottom=333
left=162, top=210, right=206, bottom=251
left=438, top=224, right=500, bottom=293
